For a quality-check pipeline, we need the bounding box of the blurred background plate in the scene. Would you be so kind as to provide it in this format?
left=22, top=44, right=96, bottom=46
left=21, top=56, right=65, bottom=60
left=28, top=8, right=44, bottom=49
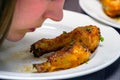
left=79, top=0, right=120, bottom=29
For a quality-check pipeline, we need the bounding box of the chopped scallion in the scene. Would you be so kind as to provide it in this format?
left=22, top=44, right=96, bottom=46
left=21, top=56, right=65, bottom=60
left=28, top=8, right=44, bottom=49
left=63, top=31, right=67, bottom=34
left=85, top=28, right=91, bottom=31
left=100, top=36, right=104, bottom=42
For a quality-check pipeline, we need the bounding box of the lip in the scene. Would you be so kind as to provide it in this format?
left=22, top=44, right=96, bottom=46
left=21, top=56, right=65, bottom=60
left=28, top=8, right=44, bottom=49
left=29, top=28, right=36, bottom=32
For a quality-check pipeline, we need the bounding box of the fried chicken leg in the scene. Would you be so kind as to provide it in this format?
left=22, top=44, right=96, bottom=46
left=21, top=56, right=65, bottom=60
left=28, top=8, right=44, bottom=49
left=33, top=41, right=91, bottom=72
left=30, top=25, right=100, bottom=57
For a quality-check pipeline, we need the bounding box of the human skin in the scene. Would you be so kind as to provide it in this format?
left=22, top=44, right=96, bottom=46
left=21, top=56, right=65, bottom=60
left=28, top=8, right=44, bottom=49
left=7, top=0, right=65, bottom=41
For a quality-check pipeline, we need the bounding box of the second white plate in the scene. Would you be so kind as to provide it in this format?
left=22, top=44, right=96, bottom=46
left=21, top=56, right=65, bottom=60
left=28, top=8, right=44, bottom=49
left=79, top=0, right=120, bottom=28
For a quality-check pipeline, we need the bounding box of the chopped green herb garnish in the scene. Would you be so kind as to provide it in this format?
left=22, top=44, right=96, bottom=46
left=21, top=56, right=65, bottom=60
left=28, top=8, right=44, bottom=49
left=100, top=36, right=104, bottom=42
left=63, top=31, right=67, bottom=34
left=86, top=28, right=91, bottom=31
left=85, top=61, right=88, bottom=64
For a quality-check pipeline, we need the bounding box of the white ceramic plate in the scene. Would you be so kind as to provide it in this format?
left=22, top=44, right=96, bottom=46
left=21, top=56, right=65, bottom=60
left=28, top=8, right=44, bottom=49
left=0, top=10, right=120, bottom=80
left=79, top=0, right=120, bottom=29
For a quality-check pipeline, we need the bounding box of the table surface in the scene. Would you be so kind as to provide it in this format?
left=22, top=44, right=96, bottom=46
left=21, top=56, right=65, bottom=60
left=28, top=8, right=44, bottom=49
left=63, top=0, right=120, bottom=80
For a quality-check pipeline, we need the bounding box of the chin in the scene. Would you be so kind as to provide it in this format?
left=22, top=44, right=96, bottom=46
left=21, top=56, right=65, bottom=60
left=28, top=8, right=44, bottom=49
left=6, top=34, right=25, bottom=42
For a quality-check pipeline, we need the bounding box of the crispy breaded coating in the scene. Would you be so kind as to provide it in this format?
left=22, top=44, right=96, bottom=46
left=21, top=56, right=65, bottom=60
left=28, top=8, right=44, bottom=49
left=33, top=41, right=91, bottom=72
left=100, top=0, right=120, bottom=17
left=30, top=25, right=100, bottom=57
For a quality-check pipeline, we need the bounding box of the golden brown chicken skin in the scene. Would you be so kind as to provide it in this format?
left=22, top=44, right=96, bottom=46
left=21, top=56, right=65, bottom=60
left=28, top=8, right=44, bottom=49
left=100, top=0, right=120, bottom=17
left=30, top=25, right=100, bottom=57
left=33, top=41, right=91, bottom=72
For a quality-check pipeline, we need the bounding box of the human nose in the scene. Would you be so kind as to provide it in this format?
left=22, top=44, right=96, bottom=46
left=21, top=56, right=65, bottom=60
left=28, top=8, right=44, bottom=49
left=43, top=0, right=65, bottom=21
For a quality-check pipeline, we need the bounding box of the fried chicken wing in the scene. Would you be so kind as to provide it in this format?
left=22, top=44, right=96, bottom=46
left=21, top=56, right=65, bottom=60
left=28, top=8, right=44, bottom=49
left=100, top=0, right=120, bottom=17
left=33, top=41, right=91, bottom=72
left=30, top=25, right=100, bottom=57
